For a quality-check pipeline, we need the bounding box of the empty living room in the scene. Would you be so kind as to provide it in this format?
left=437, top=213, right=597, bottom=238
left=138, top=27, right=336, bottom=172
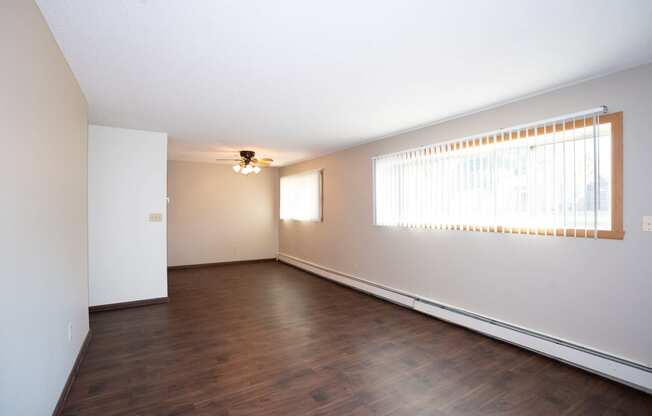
left=3, top=0, right=652, bottom=415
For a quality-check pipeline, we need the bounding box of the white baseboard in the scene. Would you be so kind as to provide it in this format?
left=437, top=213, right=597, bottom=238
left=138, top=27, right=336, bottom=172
left=277, top=252, right=652, bottom=393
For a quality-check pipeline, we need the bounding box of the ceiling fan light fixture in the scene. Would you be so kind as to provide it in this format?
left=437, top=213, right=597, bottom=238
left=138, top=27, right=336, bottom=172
left=222, top=150, right=273, bottom=175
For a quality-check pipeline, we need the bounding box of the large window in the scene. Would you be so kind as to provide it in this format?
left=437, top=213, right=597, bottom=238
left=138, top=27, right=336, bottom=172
left=373, top=110, right=623, bottom=239
left=280, top=170, right=323, bottom=221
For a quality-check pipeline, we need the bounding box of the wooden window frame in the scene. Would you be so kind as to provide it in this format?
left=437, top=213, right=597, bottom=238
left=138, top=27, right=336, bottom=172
left=412, top=112, right=624, bottom=239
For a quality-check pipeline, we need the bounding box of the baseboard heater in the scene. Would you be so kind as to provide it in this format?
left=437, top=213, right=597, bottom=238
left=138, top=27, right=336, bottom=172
left=277, top=252, right=652, bottom=393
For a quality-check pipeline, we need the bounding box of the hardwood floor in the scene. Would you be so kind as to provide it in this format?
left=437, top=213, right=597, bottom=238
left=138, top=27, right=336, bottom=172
left=62, top=261, right=652, bottom=415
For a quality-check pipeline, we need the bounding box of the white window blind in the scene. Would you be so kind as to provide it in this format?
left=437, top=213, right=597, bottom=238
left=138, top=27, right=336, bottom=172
left=280, top=170, right=322, bottom=221
left=373, top=107, right=617, bottom=238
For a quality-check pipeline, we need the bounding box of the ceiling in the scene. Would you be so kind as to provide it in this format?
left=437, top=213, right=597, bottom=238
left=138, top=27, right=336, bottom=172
left=37, top=0, right=652, bottom=166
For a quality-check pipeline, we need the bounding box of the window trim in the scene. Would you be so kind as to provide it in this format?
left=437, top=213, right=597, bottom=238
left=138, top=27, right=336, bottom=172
left=372, top=112, right=624, bottom=240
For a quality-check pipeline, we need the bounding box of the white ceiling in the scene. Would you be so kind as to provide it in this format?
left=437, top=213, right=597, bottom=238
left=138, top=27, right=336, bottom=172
left=37, top=0, right=652, bottom=166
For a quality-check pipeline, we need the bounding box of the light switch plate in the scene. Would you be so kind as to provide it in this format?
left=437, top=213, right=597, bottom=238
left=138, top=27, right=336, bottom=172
left=149, top=213, right=163, bottom=222
left=643, top=216, right=652, bottom=232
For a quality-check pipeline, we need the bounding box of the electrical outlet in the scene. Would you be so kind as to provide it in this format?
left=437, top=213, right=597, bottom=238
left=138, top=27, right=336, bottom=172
left=149, top=212, right=163, bottom=222
left=67, top=322, right=72, bottom=342
left=643, top=216, right=652, bottom=232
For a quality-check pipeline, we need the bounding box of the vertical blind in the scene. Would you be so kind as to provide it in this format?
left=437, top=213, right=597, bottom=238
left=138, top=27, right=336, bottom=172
left=280, top=170, right=322, bottom=221
left=373, top=107, right=612, bottom=237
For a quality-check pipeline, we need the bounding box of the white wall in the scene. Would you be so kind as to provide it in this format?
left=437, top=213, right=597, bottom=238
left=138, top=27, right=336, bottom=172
left=167, top=161, right=278, bottom=266
left=280, top=63, right=652, bottom=368
left=88, top=125, right=168, bottom=306
left=0, top=1, right=89, bottom=414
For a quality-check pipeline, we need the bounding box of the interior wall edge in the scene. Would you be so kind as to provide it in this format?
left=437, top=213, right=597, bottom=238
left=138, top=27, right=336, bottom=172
left=277, top=252, right=652, bottom=394
left=88, top=125, right=168, bottom=307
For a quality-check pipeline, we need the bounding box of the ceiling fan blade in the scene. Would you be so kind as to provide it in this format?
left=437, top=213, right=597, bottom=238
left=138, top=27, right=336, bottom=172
left=253, top=158, right=273, bottom=166
left=215, top=158, right=241, bottom=161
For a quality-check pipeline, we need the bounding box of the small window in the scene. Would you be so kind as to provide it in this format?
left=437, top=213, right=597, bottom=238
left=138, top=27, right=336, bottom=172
left=280, top=170, right=323, bottom=221
left=373, top=110, right=623, bottom=239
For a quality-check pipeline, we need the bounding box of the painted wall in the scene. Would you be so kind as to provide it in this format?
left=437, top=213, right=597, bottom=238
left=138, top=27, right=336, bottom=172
left=0, top=1, right=89, bottom=414
left=279, top=63, right=652, bottom=367
left=167, top=161, right=278, bottom=266
left=88, top=125, right=168, bottom=306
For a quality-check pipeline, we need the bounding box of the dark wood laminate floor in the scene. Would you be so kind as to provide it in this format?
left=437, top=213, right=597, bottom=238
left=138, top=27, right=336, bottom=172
left=63, top=261, right=652, bottom=415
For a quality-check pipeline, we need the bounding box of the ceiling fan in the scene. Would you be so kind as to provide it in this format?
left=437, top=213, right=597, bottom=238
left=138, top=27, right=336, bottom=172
left=216, top=150, right=273, bottom=175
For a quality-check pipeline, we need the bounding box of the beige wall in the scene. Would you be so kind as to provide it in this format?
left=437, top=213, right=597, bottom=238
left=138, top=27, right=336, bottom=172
left=0, top=1, right=89, bottom=414
left=280, top=63, right=652, bottom=366
left=167, top=161, right=278, bottom=266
